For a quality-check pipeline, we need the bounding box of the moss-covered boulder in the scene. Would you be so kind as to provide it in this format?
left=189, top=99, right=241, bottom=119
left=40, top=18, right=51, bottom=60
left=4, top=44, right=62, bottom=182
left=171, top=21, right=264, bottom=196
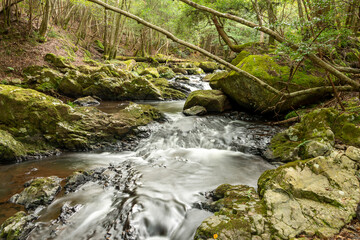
left=157, top=66, right=176, bottom=79
left=218, top=55, right=329, bottom=113
left=195, top=184, right=270, bottom=240
left=149, top=78, right=186, bottom=100
left=269, top=107, right=360, bottom=162
left=59, top=77, right=83, bottom=97
left=183, top=90, right=231, bottom=113
left=23, top=66, right=63, bottom=93
left=209, top=71, right=229, bottom=90
left=199, top=62, right=219, bottom=73
left=0, top=85, right=163, bottom=161
left=258, top=150, right=360, bottom=239
left=140, top=68, right=160, bottom=78
left=44, top=53, right=72, bottom=68
left=0, top=211, right=36, bottom=240
left=10, top=176, right=62, bottom=209
left=184, top=67, right=205, bottom=75
left=0, top=130, right=26, bottom=162
left=231, top=50, right=251, bottom=66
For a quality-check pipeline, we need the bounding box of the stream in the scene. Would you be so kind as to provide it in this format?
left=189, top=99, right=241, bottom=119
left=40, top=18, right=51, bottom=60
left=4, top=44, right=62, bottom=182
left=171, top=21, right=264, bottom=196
left=0, top=75, right=278, bottom=240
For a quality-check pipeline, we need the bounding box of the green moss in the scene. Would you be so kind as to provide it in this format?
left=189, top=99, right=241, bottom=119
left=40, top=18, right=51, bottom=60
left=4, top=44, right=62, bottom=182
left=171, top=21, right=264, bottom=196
left=231, top=50, right=250, bottom=66
left=0, top=211, right=28, bottom=240
left=183, top=90, right=231, bottom=112
left=44, top=53, right=72, bottom=68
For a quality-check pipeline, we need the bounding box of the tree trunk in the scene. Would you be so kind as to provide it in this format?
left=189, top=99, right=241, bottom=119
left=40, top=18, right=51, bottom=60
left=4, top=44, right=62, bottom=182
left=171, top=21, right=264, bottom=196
left=39, top=0, right=51, bottom=38
left=266, top=0, right=276, bottom=45
left=211, top=15, right=242, bottom=52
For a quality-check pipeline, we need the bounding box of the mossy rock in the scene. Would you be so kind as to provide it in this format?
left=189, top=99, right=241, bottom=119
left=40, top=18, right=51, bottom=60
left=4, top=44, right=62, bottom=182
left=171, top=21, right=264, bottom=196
left=199, top=62, right=219, bottom=73
left=112, top=102, right=164, bottom=127
left=0, top=130, right=26, bottom=163
left=140, top=68, right=160, bottom=78
left=184, top=67, right=205, bottom=75
left=44, top=53, right=72, bottom=68
left=0, top=211, right=36, bottom=240
left=0, top=85, right=163, bottom=161
left=231, top=50, right=251, bottom=66
left=10, top=176, right=62, bottom=209
left=269, top=107, right=360, bottom=162
left=195, top=184, right=269, bottom=240
left=258, top=151, right=360, bottom=239
left=209, top=71, right=229, bottom=90
left=218, top=54, right=329, bottom=113
left=121, top=77, right=162, bottom=100
left=149, top=78, right=186, bottom=100
left=23, top=66, right=63, bottom=93
left=183, top=90, right=231, bottom=113
left=157, top=66, right=176, bottom=79
left=59, top=77, right=83, bottom=98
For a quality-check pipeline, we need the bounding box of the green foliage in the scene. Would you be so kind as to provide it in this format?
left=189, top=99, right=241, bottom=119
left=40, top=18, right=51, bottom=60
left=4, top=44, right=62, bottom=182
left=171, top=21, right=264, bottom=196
left=67, top=101, right=76, bottom=108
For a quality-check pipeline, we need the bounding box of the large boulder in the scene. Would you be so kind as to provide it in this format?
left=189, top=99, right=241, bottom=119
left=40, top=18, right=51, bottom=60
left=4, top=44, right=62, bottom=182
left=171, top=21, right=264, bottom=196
left=0, top=85, right=163, bottom=162
left=199, top=62, right=219, bottom=73
left=195, top=147, right=360, bottom=239
left=183, top=90, right=231, bottom=113
left=10, top=176, right=62, bottom=209
left=0, top=130, right=26, bottom=163
left=268, top=107, right=360, bottom=162
left=218, top=55, right=330, bottom=113
left=258, top=150, right=360, bottom=239
left=157, top=66, right=176, bottom=79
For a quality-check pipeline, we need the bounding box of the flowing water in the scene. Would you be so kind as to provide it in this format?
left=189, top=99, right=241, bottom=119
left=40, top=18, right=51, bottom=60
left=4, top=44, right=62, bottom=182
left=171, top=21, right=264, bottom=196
left=0, top=75, right=278, bottom=240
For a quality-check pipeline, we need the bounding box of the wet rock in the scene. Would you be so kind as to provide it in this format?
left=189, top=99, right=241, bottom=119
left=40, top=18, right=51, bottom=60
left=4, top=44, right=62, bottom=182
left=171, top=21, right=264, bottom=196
left=10, top=176, right=62, bottom=209
left=209, top=71, right=228, bottom=90
left=168, top=82, right=191, bottom=94
left=258, top=150, right=360, bottom=239
left=183, top=90, right=231, bottom=113
left=0, top=211, right=37, bottom=240
left=195, top=185, right=269, bottom=240
left=196, top=147, right=360, bottom=239
left=183, top=106, right=207, bottom=116
left=0, top=130, right=26, bottom=162
left=73, top=96, right=100, bottom=106
left=199, top=62, right=218, bottom=73
left=65, top=171, right=91, bottom=192
left=0, top=85, right=162, bottom=161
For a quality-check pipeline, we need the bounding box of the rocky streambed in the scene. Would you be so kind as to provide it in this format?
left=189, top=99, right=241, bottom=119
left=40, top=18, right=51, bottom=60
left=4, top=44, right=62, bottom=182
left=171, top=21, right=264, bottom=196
left=1, top=55, right=360, bottom=240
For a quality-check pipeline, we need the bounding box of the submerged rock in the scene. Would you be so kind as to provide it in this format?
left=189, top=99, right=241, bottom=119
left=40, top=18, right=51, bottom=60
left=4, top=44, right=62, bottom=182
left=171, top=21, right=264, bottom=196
left=10, top=176, right=62, bottom=209
left=183, top=90, right=231, bottom=113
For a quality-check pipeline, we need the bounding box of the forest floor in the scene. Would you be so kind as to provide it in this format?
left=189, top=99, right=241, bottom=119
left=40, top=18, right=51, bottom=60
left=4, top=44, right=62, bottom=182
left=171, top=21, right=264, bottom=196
left=0, top=19, right=101, bottom=79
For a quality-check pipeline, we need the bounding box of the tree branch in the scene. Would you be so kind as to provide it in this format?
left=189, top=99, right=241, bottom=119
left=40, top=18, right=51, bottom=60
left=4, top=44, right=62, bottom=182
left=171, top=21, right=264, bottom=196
left=86, top=0, right=284, bottom=97
left=178, top=0, right=360, bottom=90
